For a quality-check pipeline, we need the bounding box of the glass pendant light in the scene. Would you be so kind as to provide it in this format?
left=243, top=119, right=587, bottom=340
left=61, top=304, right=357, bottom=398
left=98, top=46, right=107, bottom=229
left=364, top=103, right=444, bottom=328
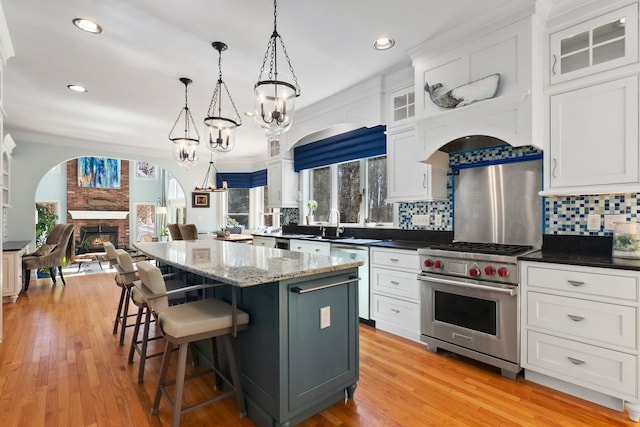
left=254, top=0, right=301, bottom=137
left=204, top=41, right=241, bottom=154
left=169, top=77, right=200, bottom=169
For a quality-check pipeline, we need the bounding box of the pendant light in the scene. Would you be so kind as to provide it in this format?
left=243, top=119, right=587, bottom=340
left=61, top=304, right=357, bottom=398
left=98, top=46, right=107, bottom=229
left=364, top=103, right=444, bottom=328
left=195, top=153, right=226, bottom=192
left=204, top=41, right=241, bottom=154
left=169, top=77, right=200, bottom=169
left=254, top=0, right=301, bottom=137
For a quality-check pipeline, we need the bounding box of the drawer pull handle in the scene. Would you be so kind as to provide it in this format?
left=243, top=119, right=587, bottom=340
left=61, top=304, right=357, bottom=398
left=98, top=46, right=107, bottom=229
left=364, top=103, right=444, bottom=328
left=390, top=280, right=400, bottom=285
left=389, top=258, right=400, bottom=262
left=390, top=308, right=400, bottom=314
left=567, top=280, right=585, bottom=287
left=567, top=314, right=584, bottom=322
left=567, top=356, right=585, bottom=365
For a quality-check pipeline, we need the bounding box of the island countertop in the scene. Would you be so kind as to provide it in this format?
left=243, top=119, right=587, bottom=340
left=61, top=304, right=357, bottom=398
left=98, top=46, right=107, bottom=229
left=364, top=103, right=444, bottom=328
left=133, top=240, right=363, bottom=287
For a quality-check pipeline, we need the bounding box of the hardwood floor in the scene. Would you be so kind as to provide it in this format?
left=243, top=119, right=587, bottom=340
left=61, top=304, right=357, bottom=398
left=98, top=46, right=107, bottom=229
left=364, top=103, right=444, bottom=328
left=0, top=271, right=635, bottom=426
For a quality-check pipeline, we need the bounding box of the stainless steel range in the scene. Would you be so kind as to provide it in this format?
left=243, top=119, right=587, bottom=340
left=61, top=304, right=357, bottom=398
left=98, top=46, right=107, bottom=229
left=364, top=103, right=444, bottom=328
left=417, top=157, right=542, bottom=379
left=418, top=243, right=535, bottom=379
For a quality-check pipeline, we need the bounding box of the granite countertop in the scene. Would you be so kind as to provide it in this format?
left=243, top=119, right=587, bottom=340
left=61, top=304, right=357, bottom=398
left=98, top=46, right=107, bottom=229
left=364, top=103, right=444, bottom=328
left=134, top=240, right=362, bottom=287
left=3, top=240, right=31, bottom=251
left=518, top=234, right=640, bottom=271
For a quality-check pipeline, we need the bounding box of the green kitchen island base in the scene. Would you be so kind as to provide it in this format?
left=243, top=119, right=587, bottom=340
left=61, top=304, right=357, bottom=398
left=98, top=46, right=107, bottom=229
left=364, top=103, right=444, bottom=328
left=238, top=269, right=360, bottom=427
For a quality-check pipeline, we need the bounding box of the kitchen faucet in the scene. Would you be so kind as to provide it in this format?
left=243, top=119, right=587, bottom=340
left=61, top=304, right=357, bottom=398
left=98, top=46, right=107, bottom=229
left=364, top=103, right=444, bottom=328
left=327, top=208, right=344, bottom=237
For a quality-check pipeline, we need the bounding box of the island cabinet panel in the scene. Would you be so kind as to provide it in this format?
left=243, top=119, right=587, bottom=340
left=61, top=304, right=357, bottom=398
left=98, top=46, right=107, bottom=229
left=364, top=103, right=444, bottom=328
left=237, top=269, right=359, bottom=427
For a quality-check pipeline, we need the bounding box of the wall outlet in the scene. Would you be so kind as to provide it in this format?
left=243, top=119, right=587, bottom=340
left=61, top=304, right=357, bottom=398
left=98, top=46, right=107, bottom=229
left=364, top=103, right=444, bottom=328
left=587, top=214, right=601, bottom=231
left=320, top=306, right=331, bottom=329
left=412, top=215, right=429, bottom=226
left=433, top=214, right=442, bottom=227
left=604, top=214, right=626, bottom=231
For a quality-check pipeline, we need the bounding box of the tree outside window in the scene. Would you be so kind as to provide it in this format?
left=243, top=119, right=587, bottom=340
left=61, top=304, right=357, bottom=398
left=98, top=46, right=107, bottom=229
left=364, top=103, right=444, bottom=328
left=228, top=188, right=249, bottom=228
left=311, top=166, right=330, bottom=220
left=338, top=160, right=361, bottom=223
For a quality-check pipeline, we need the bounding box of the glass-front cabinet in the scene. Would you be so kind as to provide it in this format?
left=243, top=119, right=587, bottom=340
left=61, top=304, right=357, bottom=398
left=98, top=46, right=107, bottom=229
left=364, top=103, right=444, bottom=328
left=549, top=4, right=638, bottom=85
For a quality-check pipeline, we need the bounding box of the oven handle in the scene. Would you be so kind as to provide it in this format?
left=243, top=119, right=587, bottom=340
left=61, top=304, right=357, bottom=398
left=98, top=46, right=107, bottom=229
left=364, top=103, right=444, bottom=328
left=418, top=274, right=518, bottom=297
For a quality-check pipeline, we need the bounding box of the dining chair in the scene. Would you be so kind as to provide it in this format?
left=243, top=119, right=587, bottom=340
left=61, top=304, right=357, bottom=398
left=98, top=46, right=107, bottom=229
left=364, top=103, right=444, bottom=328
left=167, top=223, right=183, bottom=240
left=136, top=262, right=249, bottom=427
left=177, top=223, right=198, bottom=240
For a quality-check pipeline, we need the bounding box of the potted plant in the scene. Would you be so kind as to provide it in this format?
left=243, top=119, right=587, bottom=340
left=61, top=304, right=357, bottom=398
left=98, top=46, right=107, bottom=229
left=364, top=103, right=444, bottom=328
left=160, top=225, right=169, bottom=242
left=306, top=200, right=317, bottom=225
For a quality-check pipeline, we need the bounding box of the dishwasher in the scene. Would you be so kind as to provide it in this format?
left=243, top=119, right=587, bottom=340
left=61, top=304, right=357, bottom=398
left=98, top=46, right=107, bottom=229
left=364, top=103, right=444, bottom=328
left=330, top=244, right=370, bottom=321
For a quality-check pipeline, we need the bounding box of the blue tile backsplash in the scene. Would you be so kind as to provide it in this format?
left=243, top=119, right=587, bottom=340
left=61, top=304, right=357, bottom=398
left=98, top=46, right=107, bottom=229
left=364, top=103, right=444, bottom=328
left=399, top=145, right=543, bottom=231
left=400, top=144, right=640, bottom=236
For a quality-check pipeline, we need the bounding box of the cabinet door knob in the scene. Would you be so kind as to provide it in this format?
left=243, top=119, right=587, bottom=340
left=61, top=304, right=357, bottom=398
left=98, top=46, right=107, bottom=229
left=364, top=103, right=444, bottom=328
left=552, top=54, right=558, bottom=75
left=567, top=356, right=585, bottom=365
left=567, top=314, right=585, bottom=321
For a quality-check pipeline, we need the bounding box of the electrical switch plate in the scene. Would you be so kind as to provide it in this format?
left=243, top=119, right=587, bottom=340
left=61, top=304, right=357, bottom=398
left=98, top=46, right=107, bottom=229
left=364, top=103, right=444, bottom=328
left=412, top=215, right=429, bottom=226
left=587, top=214, right=601, bottom=231
left=434, top=214, right=442, bottom=227
left=320, top=306, right=331, bottom=329
left=604, top=214, right=626, bottom=231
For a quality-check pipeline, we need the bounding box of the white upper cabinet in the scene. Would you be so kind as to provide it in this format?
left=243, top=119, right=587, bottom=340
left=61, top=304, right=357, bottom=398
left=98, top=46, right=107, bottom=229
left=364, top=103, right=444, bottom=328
left=545, top=75, right=639, bottom=193
left=386, top=126, right=448, bottom=203
left=549, top=4, right=639, bottom=85
left=267, top=159, right=298, bottom=208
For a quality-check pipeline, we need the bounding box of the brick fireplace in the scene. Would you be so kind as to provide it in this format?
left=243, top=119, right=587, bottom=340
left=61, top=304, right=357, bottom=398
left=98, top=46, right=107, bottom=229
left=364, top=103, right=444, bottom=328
left=67, top=159, right=130, bottom=249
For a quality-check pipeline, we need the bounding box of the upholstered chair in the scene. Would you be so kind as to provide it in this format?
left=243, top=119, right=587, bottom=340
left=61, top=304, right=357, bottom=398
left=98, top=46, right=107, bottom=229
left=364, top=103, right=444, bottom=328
left=137, top=262, right=249, bottom=426
left=22, top=224, right=75, bottom=291
left=177, top=223, right=198, bottom=240
left=167, top=223, right=182, bottom=240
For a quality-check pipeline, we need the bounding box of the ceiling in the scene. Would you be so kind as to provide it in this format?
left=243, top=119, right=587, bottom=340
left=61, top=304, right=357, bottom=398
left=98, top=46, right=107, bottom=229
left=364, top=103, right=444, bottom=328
left=2, top=0, right=533, bottom=167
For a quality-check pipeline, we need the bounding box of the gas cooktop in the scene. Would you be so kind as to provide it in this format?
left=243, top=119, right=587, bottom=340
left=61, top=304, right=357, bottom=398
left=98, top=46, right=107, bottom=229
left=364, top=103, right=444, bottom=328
left=426, top=241, right=534, bottom=256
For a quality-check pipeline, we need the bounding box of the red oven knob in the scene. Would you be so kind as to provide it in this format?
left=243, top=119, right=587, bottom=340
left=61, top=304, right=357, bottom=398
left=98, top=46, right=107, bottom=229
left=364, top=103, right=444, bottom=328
left=497, top=267, right=509, bottom=278
left=433, top=260, right=443, bottom=269
left=424, top=259, right=433, bottom=267
left=469, top=267, right=481, bottom=277
left=484, top=266, right=495, bottom=276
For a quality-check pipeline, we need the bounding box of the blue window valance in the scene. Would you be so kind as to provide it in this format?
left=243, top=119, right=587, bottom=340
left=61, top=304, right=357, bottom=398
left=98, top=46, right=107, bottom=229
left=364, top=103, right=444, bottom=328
left=293, top=125, right=386, bottom=172
left=216, top=169, right=267, bottom=189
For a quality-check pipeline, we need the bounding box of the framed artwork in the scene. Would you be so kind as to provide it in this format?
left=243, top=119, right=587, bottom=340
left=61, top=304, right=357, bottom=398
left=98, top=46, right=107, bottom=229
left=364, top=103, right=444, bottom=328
left=77, top=157, right=121, bottom=188
left=135, top=160, right=157, bottom=179
left=134, top=203, right=156, bottom=241
left=192, top=192, right=210, bottom=208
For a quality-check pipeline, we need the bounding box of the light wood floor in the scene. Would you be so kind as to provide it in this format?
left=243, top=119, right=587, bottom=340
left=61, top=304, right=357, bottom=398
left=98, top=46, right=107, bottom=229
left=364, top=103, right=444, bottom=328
left=0, top=272, right=635, bottom=426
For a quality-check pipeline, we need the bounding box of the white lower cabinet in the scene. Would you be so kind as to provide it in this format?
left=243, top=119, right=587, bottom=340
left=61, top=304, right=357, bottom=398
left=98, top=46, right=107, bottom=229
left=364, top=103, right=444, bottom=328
left=252, top=235, right=276, bottom=248
left=288, top=239, right=330, bottom=256
left=370, top=247, right=420, bottom=342
left=520, top=261, right=640, bottom=421
left=3, top=243, right=29, bottom=303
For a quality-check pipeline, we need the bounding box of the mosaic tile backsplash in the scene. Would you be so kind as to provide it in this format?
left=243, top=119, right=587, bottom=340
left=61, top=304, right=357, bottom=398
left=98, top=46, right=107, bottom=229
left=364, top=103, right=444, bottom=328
left=400, top=144, right=639, bottom=236
left=400, top=145, right=543, bottom=231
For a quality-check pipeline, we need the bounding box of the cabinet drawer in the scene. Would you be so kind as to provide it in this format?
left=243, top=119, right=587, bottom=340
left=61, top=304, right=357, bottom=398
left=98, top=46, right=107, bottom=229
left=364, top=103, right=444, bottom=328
left=528, top=291, right=637, bottom=349
left=289, top=239, right=330, bottom=256
left=526, top=331, right=637, bottom=397
left=371, top=293, right=419, bottom=329
left=525, top=264, right=638, bottom=301
left=371, top=248, right=418, bottom=270
left=371, top=267, right=419, bottom=300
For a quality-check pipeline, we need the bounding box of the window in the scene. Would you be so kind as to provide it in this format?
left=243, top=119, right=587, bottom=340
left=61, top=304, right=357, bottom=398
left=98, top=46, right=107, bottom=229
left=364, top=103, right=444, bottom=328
left=308, top=155, right=393, bottom=226
left=311, top=166, right=330, bottom=220
left=227, top=188, right=249, bottom=228
left=262, top=186, right=279, bottom=227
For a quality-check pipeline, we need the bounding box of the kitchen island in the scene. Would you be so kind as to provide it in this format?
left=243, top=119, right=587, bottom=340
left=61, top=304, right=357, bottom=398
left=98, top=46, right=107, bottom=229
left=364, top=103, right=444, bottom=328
left=134, top=240, right=362, bottom=427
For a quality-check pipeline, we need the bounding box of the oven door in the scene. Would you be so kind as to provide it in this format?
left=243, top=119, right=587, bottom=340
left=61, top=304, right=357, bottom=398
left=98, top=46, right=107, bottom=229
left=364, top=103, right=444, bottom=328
left=418, top=272, right=519, bottom=363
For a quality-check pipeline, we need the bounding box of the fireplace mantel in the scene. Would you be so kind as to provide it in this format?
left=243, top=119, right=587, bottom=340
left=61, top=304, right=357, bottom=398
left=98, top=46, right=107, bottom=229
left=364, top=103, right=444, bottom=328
left=68, top=210, right=129, bottom=220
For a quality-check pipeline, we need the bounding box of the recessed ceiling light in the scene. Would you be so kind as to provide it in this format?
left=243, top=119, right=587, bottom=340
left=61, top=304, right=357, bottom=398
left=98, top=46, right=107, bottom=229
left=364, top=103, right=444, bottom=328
left=72, top=18, right=103, bottom=34
left=373, top=37, right=395, bottom=50
left=67, top=84, right=88, bottom=93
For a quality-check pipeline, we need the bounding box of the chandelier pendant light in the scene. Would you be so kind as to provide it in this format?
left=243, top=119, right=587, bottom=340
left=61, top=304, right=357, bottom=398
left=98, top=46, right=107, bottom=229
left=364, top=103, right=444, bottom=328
left=254, top=0, right=301, bottom=136
left=204, top=41, right=241, bottom=154
left=195, top=153, right=226, bottom=192
left=169, top=77, right=200, bottom=169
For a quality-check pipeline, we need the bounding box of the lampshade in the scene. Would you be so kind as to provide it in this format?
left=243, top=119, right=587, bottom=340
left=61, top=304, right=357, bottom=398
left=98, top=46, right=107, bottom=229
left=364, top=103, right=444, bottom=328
left=155, top=206, right=167, bottom=215
left=204, top=42, right=241, bottom=154
left=254, top=0, right=300, bottom=137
